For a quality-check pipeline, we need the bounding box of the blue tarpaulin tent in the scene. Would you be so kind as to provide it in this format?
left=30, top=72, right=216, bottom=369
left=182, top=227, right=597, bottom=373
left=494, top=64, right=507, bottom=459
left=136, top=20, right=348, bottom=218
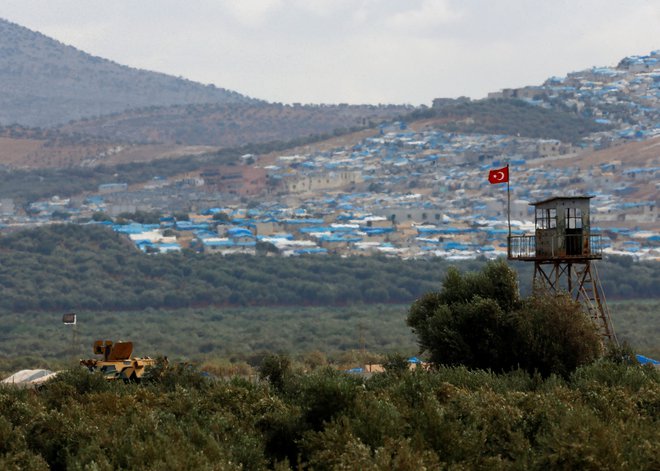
left=345, top=367, right=364, bottom=374
left=636, top=354, right=660, bottom=366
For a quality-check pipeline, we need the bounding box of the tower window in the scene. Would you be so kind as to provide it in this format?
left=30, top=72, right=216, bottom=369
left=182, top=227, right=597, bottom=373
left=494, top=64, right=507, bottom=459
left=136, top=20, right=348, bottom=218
left=536, top=208, right=557, bottom=229
left=565, top=208, right=582, bottom=229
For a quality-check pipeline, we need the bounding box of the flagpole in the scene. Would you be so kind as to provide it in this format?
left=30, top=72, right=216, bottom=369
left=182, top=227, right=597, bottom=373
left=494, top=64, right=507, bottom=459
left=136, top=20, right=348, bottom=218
left=507, top=164, right=511, bottom=259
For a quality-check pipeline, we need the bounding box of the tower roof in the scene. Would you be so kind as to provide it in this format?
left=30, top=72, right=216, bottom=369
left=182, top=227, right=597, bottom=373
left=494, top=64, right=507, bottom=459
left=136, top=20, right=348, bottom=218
left=530, top=195, right=594, bottom=206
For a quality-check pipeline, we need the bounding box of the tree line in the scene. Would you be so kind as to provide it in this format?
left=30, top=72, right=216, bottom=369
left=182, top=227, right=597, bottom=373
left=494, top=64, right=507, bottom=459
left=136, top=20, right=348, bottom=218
left=0, top=225, right=656, bottom=313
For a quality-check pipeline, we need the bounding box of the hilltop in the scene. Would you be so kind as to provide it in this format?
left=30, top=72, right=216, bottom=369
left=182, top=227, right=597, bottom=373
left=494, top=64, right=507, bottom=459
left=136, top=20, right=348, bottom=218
left=0, top=18, right=257, bottom=127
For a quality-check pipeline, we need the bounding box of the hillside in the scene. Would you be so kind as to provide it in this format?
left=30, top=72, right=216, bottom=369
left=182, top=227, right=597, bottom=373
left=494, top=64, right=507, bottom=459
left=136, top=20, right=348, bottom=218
left=0, top=103, right=410, bottom=169
left=552, top=135, right=660, bottom=169
left=0, top=18, right=256, bottom=127
left=0, top=98, right=615, bottom=170
left=57, top=102, right=411, bottom=146
left=0, top=17, right=409, bottom=149
left=411, top=98, right=611, bottom=144
left=0, top=109, right=655, bottom=203
left=0, top=124, right=219, bottom=169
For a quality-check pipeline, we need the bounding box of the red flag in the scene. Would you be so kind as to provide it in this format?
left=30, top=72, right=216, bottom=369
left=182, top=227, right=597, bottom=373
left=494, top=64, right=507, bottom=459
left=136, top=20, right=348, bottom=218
left=488, top=165, right=509, bottom=184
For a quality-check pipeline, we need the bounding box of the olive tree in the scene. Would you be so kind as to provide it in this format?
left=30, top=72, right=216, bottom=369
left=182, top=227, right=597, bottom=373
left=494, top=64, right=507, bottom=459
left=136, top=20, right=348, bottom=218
left=407, top=260, right=601, bottom=377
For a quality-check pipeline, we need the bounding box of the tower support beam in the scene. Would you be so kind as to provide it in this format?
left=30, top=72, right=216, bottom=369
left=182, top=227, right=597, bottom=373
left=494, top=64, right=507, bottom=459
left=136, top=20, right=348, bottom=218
left=533, top=260, right=617, bottom=344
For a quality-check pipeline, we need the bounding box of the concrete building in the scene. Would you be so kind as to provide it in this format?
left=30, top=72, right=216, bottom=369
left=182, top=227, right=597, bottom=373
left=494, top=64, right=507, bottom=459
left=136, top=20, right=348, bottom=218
left=201, top=166, right=267, bottom=196
left=282, top=170, right=363, bottom=194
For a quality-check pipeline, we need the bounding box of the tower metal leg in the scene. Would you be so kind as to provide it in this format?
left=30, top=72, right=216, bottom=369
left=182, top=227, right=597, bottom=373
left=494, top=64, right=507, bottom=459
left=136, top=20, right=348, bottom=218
left=532, top=260, right=617, bottom=345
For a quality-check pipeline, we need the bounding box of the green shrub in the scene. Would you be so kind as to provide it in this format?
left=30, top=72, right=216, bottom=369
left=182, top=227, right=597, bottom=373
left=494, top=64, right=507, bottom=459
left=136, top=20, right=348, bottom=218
left=382, top=353, right=409, bottom=375
left=259, top=354, right=292, bottom=392
left=296, top=368, right=363, bottom=431
left=142, top=359, right=211, bottom=392
left=514, top=293, right=602, bottom=378
left=407, top=261, right=602, bottom=378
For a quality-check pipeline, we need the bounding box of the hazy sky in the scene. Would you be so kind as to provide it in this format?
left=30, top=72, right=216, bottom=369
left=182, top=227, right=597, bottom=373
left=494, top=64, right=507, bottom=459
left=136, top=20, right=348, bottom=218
left=2, top=1, right=658, bottom=105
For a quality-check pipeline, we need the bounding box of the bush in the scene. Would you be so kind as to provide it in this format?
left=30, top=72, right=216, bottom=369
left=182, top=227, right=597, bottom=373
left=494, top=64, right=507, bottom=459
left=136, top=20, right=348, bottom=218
left=407, top=261, right=602, bottom=377
left=259, top=354, right=292, bottom=391
left=514, top=293, right=602, bottom=378
left=382, top=353, right=409, bottom=375
left=142, top=358, right=211, bottom=392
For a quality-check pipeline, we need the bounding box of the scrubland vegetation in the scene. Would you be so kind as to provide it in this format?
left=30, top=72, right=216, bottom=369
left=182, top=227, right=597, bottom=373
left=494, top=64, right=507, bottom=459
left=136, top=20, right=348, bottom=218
left=1, top=356, right=658, bottom=470
left=1, top=228, right=658, bottom=469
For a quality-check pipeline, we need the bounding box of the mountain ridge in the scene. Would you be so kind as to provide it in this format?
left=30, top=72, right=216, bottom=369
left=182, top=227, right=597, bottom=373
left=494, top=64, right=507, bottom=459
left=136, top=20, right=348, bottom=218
left=0, top=17, right=259, bottom=127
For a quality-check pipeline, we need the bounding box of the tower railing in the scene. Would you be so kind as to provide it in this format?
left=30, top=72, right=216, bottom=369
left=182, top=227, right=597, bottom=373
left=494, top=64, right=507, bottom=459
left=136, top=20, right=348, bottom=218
left=589, top=233, right=604, bottom=256
left=508, top=233, right=602, bottom=260
left=508, top=234, right=536, bottom=259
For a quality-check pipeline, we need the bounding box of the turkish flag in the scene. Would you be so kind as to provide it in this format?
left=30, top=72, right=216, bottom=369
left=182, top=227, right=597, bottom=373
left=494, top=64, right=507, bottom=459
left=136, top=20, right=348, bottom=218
left=488, top=165, right=509, bottom=184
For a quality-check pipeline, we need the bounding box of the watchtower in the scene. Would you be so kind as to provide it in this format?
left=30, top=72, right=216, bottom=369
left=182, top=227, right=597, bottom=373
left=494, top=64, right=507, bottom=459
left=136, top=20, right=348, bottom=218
left=508, top=196, right=617, bottom=343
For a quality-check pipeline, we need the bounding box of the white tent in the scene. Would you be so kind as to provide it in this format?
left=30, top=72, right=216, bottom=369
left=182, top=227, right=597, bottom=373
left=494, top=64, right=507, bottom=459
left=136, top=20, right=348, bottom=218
left=1, top=369, right=58, bottom=387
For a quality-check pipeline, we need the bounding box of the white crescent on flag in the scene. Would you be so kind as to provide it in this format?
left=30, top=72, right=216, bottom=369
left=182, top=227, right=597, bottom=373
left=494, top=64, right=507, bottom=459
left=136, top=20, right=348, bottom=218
left=488, top=166, right=509, bottom=184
